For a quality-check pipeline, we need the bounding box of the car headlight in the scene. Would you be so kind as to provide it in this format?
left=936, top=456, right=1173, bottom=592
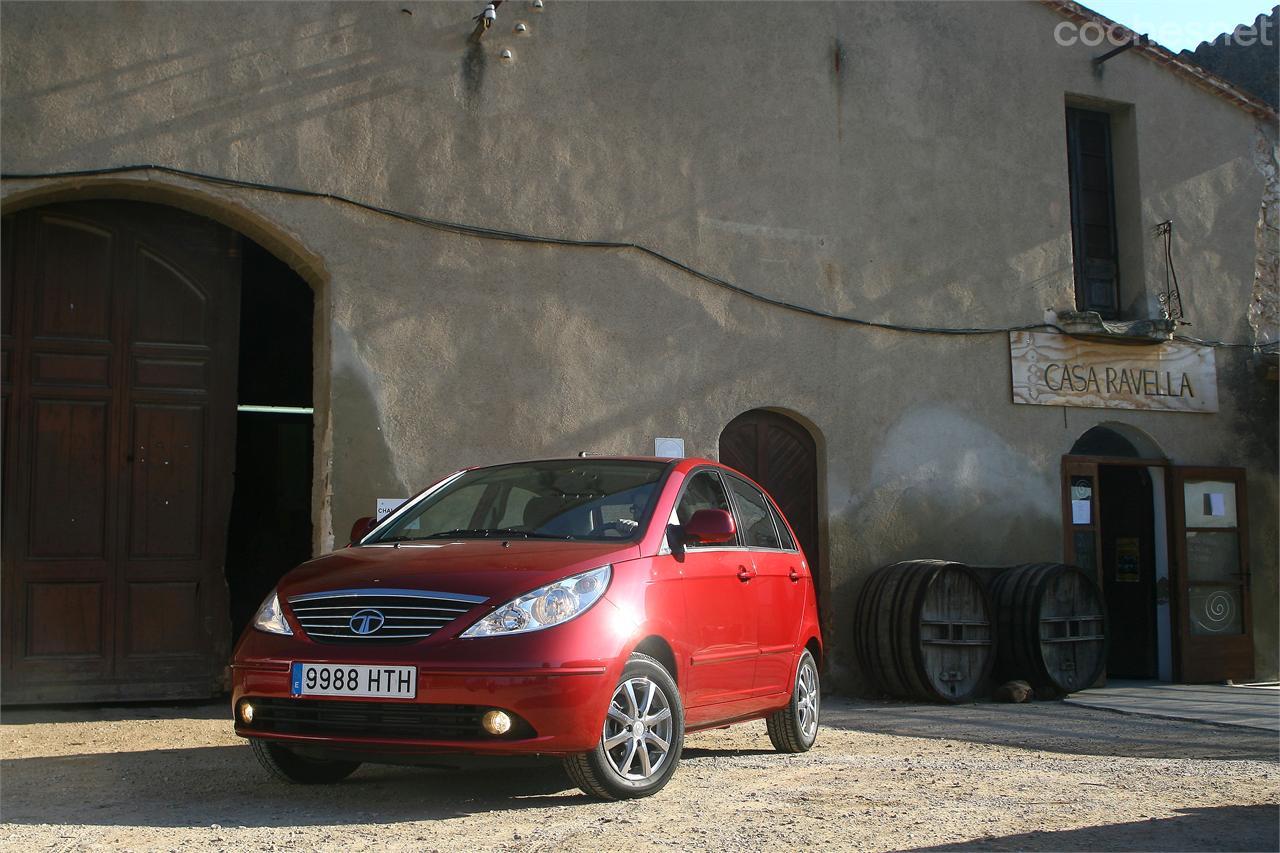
left=460, top=566, right=611, bottom=637
left=251, top=591, right=293, bottom=636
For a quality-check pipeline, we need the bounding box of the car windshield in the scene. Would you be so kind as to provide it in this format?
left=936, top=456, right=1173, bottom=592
left=368, top=459, right=670, bottom=543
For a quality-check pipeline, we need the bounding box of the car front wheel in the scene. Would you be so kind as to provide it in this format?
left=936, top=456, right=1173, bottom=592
left=564, top=652, right=684, bottom=800
left=250, top=738, right=361, bottom=784
left=766, top=649, right=820, bottom=753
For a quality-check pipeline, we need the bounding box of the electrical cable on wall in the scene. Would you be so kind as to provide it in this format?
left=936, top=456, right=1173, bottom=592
left=2, top=164, right=1272, bottom=351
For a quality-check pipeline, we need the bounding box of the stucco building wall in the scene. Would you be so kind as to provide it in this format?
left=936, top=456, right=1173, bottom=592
left=3, top=1, right=1275, bottom=688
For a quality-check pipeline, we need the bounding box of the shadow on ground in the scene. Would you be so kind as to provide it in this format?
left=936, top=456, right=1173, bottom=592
left=902, top=804, right=1280, bottom=852
left=1, top=700, right=229, bottom=725
left=820, top=698, right=1280, bottom=761
left=1, top=743, right=584, bottom=828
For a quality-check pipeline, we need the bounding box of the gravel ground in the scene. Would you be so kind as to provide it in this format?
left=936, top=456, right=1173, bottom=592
left=1, top=696, right=1277, bottom=852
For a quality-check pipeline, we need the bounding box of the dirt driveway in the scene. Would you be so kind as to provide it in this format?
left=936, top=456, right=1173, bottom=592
left=2, top=696, right=1276, bottom=852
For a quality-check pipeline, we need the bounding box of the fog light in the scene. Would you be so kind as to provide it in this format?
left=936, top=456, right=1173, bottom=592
left=481, top=709, right=512, bottom=735
left=240, top=701, right=255, bottom=725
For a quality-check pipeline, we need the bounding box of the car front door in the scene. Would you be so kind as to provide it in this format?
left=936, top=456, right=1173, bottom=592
left=673, top=469, right=758, bottom=708
left=725, top=475, right=807, bottom=697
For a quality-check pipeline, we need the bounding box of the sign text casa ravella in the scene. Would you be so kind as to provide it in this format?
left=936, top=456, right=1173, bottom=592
left=1009, top=331, right=1218, bottom=413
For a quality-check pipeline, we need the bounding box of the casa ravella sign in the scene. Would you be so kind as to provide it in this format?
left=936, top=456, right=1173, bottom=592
left=1009, top=331, right=1218, bottom=413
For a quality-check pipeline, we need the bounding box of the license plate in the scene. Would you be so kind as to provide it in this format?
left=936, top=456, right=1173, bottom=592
left=290, top=663, right=417, bottom=698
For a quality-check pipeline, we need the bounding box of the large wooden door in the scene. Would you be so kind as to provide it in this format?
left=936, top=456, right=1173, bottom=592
left=2, top=201, right=241, bottom=703
left=1170, top=467, right=1252, bottom=683
left=718, top=410, right=819, bottom=606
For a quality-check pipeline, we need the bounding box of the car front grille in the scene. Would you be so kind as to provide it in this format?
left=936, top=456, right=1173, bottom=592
left=243, top=698, right=534, bottom=741
left=286, top=588, right=486, bottom=644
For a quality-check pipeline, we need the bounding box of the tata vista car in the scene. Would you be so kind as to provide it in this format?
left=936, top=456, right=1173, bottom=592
left=232, top=457, right=822, bottom=799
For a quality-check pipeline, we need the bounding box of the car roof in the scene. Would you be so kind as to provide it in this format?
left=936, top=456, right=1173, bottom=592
left=470, top=455, right=713, bottom=466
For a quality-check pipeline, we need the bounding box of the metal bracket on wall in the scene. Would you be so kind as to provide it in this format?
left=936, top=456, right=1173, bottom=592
left=1093, top=34, right=1148, bottom=67
left=1153, top=220, right=1187, bottom=324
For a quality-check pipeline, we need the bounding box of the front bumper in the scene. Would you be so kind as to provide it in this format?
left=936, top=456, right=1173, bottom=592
left=232, top=596, right=634, bottom=756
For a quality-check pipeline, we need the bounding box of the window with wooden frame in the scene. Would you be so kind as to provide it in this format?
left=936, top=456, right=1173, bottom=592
left=1066, top=107, right=1121, bottom=318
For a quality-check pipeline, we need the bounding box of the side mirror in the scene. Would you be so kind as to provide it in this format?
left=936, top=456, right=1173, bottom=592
left=349, top=516, right=377, bottom=546
left=683, top=508, right=736, bottom=545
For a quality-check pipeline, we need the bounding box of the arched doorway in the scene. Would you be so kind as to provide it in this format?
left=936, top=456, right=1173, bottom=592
left=1062, top=423, right=1256, bottom=684
left=1069, top=426, right=1159, bottom=678
left=1, top=199, right=314, bottom=703
left=718, top=409, right=821, bottom=612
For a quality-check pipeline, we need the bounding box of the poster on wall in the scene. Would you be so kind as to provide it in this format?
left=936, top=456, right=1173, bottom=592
left=1115, top=537, right=1141, bottom=582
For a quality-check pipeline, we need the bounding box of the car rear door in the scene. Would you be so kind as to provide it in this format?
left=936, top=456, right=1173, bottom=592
left=725, top=475, right=807, bottom=697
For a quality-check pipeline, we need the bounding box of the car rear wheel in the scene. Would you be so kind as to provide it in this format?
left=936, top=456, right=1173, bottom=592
left=766, top=649, right=820, bottom=753
left=564, top=652, right=684, bottom=800
left=250, top=738, right=361, bottom=784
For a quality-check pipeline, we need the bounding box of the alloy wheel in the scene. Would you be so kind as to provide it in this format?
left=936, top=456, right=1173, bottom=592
left=602, top=676, right=674, bottom=781
left=796, top=659, right=819, bottom=741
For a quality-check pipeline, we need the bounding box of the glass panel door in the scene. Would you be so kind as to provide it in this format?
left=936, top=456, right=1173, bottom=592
left=1171, top=468, right=1252, bottom=682
left=1062, top=459, right=1101, bottom=584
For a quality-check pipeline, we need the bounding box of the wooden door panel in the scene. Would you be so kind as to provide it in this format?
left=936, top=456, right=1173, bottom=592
left=128, top=403, right=205, bottom=559
left=27, top=398, right=111, bottom=559
left=718, top=421, right=757, bottom=476
left=134, top=250, right=210, bottom=346
left=33, top=217, right=114, bottom=341
left=31, top=352, right=112, bottom=387
left=2, top=215, right=14, bottom=337
left=125, top=581, right=201, bottom=655
left=24, top=581, right=105, bottom=657
left=132, top=357, right=207, bottom=392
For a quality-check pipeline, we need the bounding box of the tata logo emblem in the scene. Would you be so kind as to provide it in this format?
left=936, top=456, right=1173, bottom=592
left=349, top=609, right=386, bottom=635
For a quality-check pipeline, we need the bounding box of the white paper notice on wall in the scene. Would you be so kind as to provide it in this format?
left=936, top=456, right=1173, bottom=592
left=377, top=498, right=407, bottom=521
left=1071, top=499, right=1091, bottom=525
left=655, top=437, right=685, bottom=458
left=1205, top=493, right=1227, bottom=517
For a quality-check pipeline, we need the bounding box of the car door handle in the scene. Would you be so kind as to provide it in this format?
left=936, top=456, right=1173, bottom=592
left=789, top=569, right=800, bottom=583
left=737, top=566, right=754, bottom=582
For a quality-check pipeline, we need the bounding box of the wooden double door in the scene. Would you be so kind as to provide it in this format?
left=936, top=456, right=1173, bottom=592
left=2, top=201, right=241, bottom=703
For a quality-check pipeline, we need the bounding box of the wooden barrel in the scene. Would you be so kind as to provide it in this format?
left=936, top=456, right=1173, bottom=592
left=989, top=563, right=1107, bottom=695
left=854, top=560, right=995, bottom=703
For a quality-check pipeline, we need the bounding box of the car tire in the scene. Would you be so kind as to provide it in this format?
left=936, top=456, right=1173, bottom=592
left=766, top=649, right=820, bottom=753
left=564, top=652, right=684, bottom=800
left=250, top=738, right=361, bottom=784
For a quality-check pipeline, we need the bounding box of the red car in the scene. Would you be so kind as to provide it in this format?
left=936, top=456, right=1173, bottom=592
left=232, top=456, right=822, bottom=799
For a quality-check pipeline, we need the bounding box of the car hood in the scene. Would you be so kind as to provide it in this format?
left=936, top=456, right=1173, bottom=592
left=276, top=539, right=641, bottom=606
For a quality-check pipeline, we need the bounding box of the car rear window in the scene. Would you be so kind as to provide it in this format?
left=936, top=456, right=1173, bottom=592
left=726, top=477, right=781, bottom=549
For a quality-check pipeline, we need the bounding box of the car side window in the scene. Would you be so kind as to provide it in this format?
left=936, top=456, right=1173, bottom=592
left=727, top=477, right=781, bottom=549
left=674, top=471, right=735, bottom=548
left=768, top=502, right=797, bottom=551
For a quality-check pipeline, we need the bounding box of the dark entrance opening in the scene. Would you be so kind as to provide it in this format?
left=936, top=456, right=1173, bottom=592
left=1099, top=465, right=1157, bottom=678
left=224, top=240, right=314, bottom=638
left=1067, top=425, right=1160, bottom=680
